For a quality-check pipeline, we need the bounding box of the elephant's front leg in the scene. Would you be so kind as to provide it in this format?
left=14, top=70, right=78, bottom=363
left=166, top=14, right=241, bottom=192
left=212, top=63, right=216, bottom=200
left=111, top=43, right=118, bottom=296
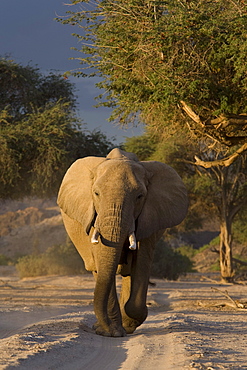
left=93, top=274, right=126, bottom=337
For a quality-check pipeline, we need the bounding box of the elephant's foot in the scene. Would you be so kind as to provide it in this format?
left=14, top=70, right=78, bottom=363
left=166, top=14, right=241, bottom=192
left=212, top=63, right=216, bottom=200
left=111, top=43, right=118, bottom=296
left=122, top=317, right=141, bottom=334
left=121, top=305, right=147, bottom=334
left=93, top=321, right=126, bottom=337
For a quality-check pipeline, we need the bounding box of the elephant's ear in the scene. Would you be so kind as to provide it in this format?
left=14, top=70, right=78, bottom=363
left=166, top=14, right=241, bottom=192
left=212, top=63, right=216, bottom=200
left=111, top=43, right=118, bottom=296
left=57, top=156, right=105, bottom=233
left=136, top=161, right=188, bottom=240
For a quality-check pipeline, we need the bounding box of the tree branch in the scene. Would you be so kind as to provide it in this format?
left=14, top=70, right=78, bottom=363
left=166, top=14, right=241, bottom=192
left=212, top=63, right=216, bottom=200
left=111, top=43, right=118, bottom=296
left=180, top=100, right=247, bottom=146
left=211, top=287, right=240, bottom=308
left=180, top=100, right=247, bottom=167
left=194, top=142, right=247, bottom=168
left=180, top=100, right=204, bottom=128
left=210, top=114, right=247, bottom=129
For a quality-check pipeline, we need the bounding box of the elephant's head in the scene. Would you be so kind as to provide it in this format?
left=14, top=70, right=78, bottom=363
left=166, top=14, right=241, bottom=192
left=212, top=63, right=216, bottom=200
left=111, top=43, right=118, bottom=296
left=58, top=148, right=188, bottom=249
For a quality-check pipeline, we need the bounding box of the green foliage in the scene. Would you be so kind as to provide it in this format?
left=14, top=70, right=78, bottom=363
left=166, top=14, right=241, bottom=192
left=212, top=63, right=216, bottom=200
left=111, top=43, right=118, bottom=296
left=59, top=0, right=247, bottom=132
left=123, top=134, right=157, bottom=160
left=233, top=255, right=247, bottom=278
left=15, top=243, right=86, bottom=278
left=177, top=245, right=197, bottom=260
left=193, top=236, right=221, bottom=272
left=0, top=254, right=12, bottom=266
left=151, top=239, right=194, bottom=280
left=198, top=236, right=220, bottom=252
left=210, top=262, right=221, bottom=272
left=68, top=129, right=114, bottom=160
left=233, top=209, right=247, bottom=245
left=0, top=58, right=114, bottom=199
left=0, top=102, right=78, bottom=198
left=0, top=58, right=76, bottom=118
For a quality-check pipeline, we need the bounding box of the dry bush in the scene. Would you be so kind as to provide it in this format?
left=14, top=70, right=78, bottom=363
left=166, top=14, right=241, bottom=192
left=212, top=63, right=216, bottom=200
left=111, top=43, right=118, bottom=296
left=16, top=243, right=87, bottom=278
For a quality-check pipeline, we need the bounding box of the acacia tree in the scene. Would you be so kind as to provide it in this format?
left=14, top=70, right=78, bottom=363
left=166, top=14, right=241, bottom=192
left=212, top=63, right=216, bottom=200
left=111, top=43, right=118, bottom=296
left=0, top=58, right=113, bottom=199
left=124, top=133, right=247, bottom=281
left=59, top=0, right=247, bottom=161
left=59, top=1, right=247, bottom=281
left=190, top=146, right=247, bottom=281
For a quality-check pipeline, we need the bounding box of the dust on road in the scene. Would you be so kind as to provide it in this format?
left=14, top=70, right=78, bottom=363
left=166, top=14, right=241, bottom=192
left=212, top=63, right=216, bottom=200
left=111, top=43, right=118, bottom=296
left=0, top=272, right=247, bottom=370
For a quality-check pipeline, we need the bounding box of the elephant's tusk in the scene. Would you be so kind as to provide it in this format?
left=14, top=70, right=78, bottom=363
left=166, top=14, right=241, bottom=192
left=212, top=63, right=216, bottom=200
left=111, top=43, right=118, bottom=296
left=129, top=232, right=137, bottom=250
left=91, top=229, right=100, bottom=244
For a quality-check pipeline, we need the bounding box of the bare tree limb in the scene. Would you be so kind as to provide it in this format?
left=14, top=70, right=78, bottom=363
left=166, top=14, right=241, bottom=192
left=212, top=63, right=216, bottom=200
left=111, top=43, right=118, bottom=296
left=194, top=143, right=247, bottom=168
left=210, top=114, right=247, bottom=129
left=211, top=287, right=239, bottom=308
left=180, top=100, right=205, bottom=128
left=211, top=287, right=247, bottom=309
left=180, top=100, right=247, bottom=148
left=180, top=100, right=247, bottom=167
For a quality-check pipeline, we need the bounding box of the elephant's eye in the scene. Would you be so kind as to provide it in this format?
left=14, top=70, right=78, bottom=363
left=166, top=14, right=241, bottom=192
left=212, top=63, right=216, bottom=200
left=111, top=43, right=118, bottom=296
left=137, top=194, right=144, bottom=200
left=94, top=191, right=100, bottom=197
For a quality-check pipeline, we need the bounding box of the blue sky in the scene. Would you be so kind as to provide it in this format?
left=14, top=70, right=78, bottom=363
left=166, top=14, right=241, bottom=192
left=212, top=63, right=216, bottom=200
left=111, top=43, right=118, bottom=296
left=0, top=0, right=143, bottom=143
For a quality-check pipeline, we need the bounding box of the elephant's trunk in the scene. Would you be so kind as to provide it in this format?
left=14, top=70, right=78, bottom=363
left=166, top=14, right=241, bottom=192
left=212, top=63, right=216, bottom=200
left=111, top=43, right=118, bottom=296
left=92, top=203, right=136, bottom=248
left=93, top=242, right=124, bottom=336
left=91, top=202, right=137, bottom=336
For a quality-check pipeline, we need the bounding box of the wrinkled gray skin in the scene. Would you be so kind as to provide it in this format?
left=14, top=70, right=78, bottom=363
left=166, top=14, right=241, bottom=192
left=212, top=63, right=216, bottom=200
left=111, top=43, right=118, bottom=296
left=57, top=148, right=188, bottom=337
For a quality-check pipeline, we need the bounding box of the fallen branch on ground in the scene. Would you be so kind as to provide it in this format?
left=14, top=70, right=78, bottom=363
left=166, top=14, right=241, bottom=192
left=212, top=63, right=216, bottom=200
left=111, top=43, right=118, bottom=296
left=211, top=287, right=247, bottom=310
left=0, top=279, right=17, bottom=289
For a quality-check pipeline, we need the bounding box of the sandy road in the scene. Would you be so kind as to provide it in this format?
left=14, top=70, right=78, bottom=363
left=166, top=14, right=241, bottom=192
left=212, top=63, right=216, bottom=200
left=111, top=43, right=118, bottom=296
left=0, top=273, right=247, bottom=369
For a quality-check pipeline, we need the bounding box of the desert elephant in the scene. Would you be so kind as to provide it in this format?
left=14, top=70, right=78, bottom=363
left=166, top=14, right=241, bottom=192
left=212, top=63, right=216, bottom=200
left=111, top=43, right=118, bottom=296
left=57, top=148, right=188, bottom=337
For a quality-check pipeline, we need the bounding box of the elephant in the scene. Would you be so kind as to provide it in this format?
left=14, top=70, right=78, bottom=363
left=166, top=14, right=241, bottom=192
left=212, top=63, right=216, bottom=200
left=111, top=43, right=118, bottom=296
left=57, top=148, right=188, bottom=337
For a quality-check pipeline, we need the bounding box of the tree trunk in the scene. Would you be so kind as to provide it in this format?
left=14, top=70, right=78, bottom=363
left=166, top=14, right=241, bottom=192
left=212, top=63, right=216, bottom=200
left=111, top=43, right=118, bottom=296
left=218, top=167, right=235, bottom=283
left=219, top=220, right=233, bottom=283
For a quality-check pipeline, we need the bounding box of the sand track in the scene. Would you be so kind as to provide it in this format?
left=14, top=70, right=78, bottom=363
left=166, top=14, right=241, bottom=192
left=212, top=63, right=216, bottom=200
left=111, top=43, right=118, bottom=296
left=0, top=274, right=247, bottom=369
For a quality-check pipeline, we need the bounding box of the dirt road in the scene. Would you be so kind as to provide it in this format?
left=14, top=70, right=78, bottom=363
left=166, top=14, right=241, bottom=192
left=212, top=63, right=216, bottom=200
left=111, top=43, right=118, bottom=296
left=0, top=272, right=247, bottom=369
